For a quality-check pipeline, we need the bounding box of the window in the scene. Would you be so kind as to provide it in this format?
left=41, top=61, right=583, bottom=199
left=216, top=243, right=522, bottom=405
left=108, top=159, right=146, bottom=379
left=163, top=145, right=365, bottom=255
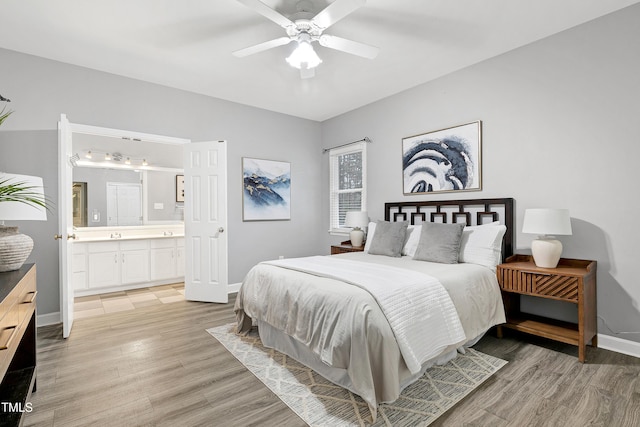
left=329, top=142, right=367, bottom=234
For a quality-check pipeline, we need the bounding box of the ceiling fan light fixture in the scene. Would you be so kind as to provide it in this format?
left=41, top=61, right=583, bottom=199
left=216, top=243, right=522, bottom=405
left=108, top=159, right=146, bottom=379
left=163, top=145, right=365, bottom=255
left=286, top=40, right=322, bottom=70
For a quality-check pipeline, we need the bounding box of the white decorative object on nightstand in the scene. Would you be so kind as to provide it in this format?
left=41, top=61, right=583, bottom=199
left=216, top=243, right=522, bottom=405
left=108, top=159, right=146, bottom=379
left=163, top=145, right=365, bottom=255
left=344, top=211, right=368, bottom=247
left=522, top=208, right=572, bottom=268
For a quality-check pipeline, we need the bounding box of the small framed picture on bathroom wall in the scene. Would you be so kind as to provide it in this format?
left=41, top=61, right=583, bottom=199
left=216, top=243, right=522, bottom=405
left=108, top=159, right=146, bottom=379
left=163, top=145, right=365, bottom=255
left=176, top=175, right=185, bottom=202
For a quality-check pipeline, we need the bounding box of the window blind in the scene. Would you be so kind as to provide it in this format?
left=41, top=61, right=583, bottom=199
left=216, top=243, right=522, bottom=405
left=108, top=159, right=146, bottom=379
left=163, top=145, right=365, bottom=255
left=329, top=142, right=367, bottom=234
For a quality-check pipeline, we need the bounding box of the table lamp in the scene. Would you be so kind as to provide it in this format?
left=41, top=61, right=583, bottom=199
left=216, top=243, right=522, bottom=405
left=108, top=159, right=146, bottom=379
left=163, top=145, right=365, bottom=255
left=522, top=208, right=572, bottom=268
left=344, top=211, right=368, bottom=247
left=0, top=173, right=48, bottom=272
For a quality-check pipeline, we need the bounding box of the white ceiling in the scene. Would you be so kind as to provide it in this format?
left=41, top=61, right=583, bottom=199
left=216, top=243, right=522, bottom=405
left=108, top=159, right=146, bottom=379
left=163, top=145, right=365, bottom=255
left=2, top=0, right=638, bottom=122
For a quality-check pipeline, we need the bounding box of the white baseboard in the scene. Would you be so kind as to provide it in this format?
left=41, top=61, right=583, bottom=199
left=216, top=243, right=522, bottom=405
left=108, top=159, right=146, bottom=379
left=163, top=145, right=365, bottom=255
left=228, top=282, right=241, bottom=294
left=37, top=311, right=61, bottom=327
left=598, top=333, right=640, bottom=359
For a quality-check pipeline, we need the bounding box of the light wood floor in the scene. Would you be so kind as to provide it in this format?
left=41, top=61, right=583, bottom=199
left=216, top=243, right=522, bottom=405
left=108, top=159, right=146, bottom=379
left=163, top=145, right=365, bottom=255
left=24, top=294, right=640, bottom=427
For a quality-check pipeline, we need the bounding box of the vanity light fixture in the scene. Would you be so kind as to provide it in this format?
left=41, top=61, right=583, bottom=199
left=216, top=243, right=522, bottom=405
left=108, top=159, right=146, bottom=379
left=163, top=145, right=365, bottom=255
left=85, top=151, right=92, bottom=159
left=142, top=159, right=148, bottom=166
left=125, top=157, right=131, bottom=165
left=105, top=153, right=112, bottom=161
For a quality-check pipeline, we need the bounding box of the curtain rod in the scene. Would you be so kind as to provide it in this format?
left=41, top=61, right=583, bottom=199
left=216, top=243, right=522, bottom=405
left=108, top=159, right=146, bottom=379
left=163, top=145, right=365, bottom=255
left=322, top=137, right=372, bottom=153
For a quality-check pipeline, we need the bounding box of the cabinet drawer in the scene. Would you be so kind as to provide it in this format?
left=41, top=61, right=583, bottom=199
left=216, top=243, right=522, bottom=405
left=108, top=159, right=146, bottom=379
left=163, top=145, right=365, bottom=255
left=150, top=239, right=175, bottom=249
left=119, top=240, right=149, bottom=251
left=73, top=242, right=87, bottom=255
left=498, top=268, right=579, bottom=301
left=88, top=241, right=120, bottom=253
left=17, top=267, right=37, bottom=325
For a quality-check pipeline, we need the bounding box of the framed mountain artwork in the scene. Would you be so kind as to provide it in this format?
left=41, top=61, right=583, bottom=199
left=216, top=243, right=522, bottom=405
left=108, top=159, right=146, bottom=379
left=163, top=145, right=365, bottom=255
left=242, top=157, right=291, bottom=221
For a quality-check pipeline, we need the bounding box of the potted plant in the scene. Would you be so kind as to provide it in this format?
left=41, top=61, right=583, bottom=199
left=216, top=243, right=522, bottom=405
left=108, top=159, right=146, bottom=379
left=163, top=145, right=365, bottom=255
left=0, top=93, right=12, bottom=126
left=0, top=94, right=49, bottom=272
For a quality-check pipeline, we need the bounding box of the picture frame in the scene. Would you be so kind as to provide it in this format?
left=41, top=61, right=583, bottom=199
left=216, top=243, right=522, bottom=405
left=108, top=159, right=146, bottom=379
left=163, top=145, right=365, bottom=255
left=242, top=157, right=291, bottom=221
left=402, top=120, right=482, bottom=195
left=176, top=174, right=185, bottom=202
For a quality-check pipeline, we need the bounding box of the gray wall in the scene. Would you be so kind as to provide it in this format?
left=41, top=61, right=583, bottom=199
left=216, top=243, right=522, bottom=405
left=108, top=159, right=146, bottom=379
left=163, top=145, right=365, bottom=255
left=146, top=170, right=184, bottom=223
left=321, top=4, right=640, bottom=343
left=1, top=47, right=323, bottom=317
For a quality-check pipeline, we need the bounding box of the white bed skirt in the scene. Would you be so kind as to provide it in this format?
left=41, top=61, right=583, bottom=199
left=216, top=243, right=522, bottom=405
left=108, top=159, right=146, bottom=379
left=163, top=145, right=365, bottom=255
left=257, top=320, right=483, bottom=404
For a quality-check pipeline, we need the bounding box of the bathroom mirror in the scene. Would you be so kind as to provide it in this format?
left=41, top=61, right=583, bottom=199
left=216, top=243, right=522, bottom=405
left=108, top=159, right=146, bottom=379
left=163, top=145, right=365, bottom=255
left=71, top=133, right=185, bottom=228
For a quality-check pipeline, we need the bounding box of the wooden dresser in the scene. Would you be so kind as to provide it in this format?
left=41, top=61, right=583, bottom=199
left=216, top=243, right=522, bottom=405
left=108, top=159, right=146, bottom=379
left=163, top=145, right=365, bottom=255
left=0, top=264, right=37, bottom=426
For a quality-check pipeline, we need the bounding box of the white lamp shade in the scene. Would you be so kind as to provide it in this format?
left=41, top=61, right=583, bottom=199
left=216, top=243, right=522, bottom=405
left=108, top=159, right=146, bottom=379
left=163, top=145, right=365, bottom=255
left=0, top=173, right=48, bottom=221
left=286, top=41, right=322, bottom=70
left=344, top=211, right=368, bottom=229
left=522, top=209, right=571, bottom=236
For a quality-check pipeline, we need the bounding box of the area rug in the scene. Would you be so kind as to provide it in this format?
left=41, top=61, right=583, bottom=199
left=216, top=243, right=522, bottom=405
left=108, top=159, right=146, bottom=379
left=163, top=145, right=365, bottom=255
left=207, top=324, right=506, bottom=427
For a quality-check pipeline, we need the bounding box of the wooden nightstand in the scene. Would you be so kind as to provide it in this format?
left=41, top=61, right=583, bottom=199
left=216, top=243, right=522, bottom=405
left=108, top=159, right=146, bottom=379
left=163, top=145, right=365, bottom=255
left=496, top=254, right=597, bottom=362
left=331, top=240, right=365, bottom=255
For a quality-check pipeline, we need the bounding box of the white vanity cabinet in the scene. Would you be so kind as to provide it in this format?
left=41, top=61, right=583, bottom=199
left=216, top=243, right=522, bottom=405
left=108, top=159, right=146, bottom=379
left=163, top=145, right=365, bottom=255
left=150, top=239, right=177, bottom=281
left=88, top=242, right=121, bottom=288
left=120, top=240, right=150, bottom=284
left=72, top=243, right=89, bottom=291
left=72, top=237, right=184, bottom=296
left=150, top=238, right=185, bottom=281
left=176, top=238, right=185, bottom=277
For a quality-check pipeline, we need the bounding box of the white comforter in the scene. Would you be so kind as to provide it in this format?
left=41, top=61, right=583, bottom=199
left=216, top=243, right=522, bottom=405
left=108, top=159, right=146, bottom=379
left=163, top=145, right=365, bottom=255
left=263, top=256, right=467, bottom=374
left=235, top=252, right=505, bottom=420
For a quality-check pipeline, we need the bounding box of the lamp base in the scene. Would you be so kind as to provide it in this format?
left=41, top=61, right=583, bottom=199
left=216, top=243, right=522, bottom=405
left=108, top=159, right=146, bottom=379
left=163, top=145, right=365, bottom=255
left=531, top=237, right=562, bottom=268
left=349, top=228, right=365, bottom=247
left=0, top=226, right=34, bottom=272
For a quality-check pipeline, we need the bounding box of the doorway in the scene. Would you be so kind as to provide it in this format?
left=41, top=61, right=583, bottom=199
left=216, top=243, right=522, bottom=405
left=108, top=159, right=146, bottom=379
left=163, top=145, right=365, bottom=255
left=57, top=115, right=228, bottom=338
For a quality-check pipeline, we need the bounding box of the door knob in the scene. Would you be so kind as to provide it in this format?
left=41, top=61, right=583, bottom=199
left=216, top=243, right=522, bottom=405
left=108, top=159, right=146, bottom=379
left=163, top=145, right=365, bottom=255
left=218, top=227, right=225, bottom=233
left=54, top=234, right=63, bottom=240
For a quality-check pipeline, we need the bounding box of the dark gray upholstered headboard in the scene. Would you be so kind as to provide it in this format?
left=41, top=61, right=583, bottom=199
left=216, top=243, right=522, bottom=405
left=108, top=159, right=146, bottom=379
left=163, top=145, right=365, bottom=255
left=384, top=198, right=515, bottom=260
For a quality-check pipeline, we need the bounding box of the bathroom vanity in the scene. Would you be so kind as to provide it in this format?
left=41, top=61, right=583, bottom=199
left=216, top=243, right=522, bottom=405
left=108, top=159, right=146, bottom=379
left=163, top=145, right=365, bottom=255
left=71, top=225, right=184, bottom=296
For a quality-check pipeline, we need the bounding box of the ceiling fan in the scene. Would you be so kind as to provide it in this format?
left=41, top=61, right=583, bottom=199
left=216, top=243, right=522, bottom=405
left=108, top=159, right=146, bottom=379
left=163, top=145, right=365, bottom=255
left=234, top=0, right=379, bottom=78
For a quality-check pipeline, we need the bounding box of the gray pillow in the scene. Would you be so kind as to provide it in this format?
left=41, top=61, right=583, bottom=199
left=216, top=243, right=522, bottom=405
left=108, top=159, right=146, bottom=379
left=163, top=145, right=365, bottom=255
left=413, top=222, right=465, bottom=263
left=367, top=221, right=409, bottom=257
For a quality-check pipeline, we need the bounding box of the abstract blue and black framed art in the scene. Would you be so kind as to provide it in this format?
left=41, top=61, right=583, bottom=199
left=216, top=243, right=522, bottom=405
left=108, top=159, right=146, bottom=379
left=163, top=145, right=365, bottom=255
left=242, top=157, right=291, bottom=221
left=402, top=120, right=482, bottom=195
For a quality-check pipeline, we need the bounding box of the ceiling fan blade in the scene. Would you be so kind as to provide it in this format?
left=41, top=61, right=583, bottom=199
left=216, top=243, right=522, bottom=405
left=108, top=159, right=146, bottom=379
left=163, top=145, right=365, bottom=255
left=236, top=0, right=295, bottom=29
left=300, top=67, right=315, bottom=79
left=233, top=37, right=293, bottom=57
left=312, top=0, right=366, bottom=30
left=318, top=34, right=379, bottom=59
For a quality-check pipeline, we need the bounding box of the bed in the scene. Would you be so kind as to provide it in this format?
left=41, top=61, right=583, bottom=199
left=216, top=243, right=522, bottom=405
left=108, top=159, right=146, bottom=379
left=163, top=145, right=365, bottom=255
left=235, top=198, right=514, bottom=421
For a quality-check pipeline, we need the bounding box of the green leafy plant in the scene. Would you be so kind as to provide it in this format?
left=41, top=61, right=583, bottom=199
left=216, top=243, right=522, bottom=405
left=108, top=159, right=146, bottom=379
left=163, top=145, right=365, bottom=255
left=0, top=106, right=12, bottom=126
left=0, top=93, right=12, bottom=126
left=0, top=177, right=48, bottom=211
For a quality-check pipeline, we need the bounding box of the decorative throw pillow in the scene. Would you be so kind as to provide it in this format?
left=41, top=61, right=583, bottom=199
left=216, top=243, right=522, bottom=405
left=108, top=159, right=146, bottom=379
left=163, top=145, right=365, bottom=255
left=367, top=220, right=409, bottom=257
left=458, top=222, right=507, bottom=270
left=413, top=222, right=465, bottom=264
left=363, top=221, right=376, bottom=252
left=401, top=225, right=422, bottom=257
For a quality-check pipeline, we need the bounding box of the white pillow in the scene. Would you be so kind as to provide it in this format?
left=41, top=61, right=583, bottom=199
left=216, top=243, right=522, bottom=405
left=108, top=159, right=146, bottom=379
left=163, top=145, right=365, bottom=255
left=458, top=222, right=507, bottom=270
left=363, top=221, right=376, bottom=252
left=401, top=225, right=422, bottom=257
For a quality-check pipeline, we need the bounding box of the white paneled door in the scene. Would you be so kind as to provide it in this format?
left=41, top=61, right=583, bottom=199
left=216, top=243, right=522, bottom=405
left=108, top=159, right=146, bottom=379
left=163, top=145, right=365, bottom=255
left=184, top=141, right=228, bottom=303
left=58, top=114, right=75, bottom=338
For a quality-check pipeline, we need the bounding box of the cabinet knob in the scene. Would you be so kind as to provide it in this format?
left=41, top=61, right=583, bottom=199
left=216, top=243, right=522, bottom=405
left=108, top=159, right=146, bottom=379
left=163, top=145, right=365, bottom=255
left=218, top=227, right=225, bottom=233
left=67, top=234, right=77, bottom=240
left=54, top=234, right=63, bottom=240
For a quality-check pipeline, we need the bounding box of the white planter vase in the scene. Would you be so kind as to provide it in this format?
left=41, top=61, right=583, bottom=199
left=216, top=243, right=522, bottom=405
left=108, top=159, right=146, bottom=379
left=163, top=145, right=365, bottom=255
left=0, top=226, right=34, bottom=272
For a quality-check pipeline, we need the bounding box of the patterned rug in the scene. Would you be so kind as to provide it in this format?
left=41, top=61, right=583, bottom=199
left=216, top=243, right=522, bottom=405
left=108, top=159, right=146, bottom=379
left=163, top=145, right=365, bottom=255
left=207, top=324, right=506, bottom=427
